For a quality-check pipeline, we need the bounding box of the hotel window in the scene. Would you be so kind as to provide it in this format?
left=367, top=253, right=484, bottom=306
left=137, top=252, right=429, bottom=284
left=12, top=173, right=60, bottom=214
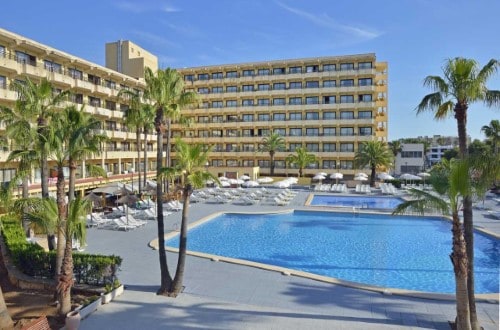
left=340, top=95, right=354, bottom=103
left=273, top=82, right=286, bottom=90
left=323, top=96, right=336, bottom=104
left=0, top=45, right=5, bottom=57
left=258, top=160, right=270, bottom=168
left=323, top=80, right=336, bottom=87
left=358, top=62, right=373, bottom=69
left=289, top=66, right=302, bottom=73
left=306, top=128, right=319, bottom=136
left=258, top=68, right=270, bottom=76
left=88, top=96, right=101, bottom=107
left=212, top=130, right=223, bottom=137
left=184, top=74, right=194, bottom=81
left=242, top=85, right=254, bottom=92
left=226, top=130, right=238, bottom=137
left=340, top=127, right=354, bottom=136
left=289, top=81, right=302, bottom=89
left=242, top=99, right=254, bottom=106
left=258, top=84, right=270, bottom=91
left=199, top=130, right=209, bottom=137
left=340, top=79, right=354, bottom=87
left=274, top=160, right=286, bottom=168
left=212, top=86, right=223, bottom=93
left=198, top=73, right=209, bottom=80
left=105, top=121, right=117, bottom=131
left=340, top=160, right=353, bottom=169
left=242, top=69, right=254, bottom=77
left=0, top=75, right=6, bottom=89
left=306, top=65, right=319, bottom=73
left=88, top=74, right=101, bottom=85
left=69, top=68, right=83, bottom=80
left=359, top=127, right=372, bottom=136
left=43, top=60, right=62, bottom=73
left=305, top=96, right=319, bottom=105
left=198, top=116, right=209, bottom=123
left=305, top=112, right=319, bottom=120
left=289, top=97, right=302, bottom=105
left=323, top=64, right=336, bottom=72
left=358, top=110, right=372, bottom=119
left=242, top=129, right=254, bottom=137
left=323, top=160, right=336, bottom=169
left=273, top=67, right=285, bottom=75
left=212, top=72, right=223, bottom=79
left=242, top=159, right=255, bottom=166
left=242, top=114, right=254, bottom=122
left=226, top=71, right=238, bottom=78
left=71, top=93, right=83, bottom=104
left=212, top=115, right=223, bottom=123
left=359, top=94, right=372, bottom=102
left=340, top=63, right=354, bottom=71
left=340, top=143, right=354, bottom=152
left=226, top=100, right=237, bottom=107
left=323, top=143, right=336, bottom=152
left=258, top=99, right=270, bottom=106
left=212, top=101, right=223, bottom=108
left=226, top=85, right=237, bottom=92
left=323, top=127, right=336, bottom=136
left=289, top=128, right=302, bottom=136
left=201, top=102, right=209, bottom=109
left=323, top=112, right=335, bottom=120
left=15, top=51, right=36, bottom=66
left=273, top=113, right=286, bottom=121
left=289, top=143, right=302, bottom=152
left=289, top=112, right=302, bottom=121
left=257, top=128, right=270, bottom=136
left=258, top=113, right=270, bottom=121
left=305, top=81, right=319, bottom=88
left=212, top=159, right=223, bottom=167
left=198, top=87, right=209, bottom=94
left=340, top=111, right=354, bottom=119
left=274, top=128, right=286, bottom=136
left=105, top=100, right=116, bottom=110
left=105, top=80, right=116, bottom=89
left=226, top=115, right=238, bottom=122
left=273, top=98, right=286, bottom=105
left=306, top=143, right=319, bottom=152
left=359, top=78, right=372, bottom=86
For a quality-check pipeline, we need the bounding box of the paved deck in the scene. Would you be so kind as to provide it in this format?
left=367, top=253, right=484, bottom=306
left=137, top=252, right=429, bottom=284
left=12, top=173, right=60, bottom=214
left=80, top=188, right=500, bottom=330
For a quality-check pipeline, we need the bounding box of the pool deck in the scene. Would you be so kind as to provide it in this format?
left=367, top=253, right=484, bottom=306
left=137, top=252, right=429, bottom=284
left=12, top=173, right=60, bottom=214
left=80, top=188, right=500, bottom=330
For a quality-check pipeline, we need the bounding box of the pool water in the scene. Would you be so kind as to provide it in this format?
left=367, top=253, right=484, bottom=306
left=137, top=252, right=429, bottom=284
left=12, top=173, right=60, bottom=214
left=166, top=211, right=499, bottom=294
left=311, top=195, right=404, bottom=210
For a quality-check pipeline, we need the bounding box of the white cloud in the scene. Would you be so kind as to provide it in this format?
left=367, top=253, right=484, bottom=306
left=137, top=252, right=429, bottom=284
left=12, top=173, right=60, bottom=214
left=162, top=5, right=180, bottom=13
left=131, top=30, right=178, bottom=48
left=115, top=2, right=180, bottom=14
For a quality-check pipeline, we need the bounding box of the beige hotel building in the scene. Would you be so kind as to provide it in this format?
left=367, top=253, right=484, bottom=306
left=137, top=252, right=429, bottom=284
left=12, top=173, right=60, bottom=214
left=0, top=27, right=387, bottom=190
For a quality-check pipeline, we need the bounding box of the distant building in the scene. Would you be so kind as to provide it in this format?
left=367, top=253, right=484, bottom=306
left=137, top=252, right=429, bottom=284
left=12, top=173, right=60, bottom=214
left=395, top=143, right=424, bottom=175
left=427, top=145, right=455, bottom=166
left=105, top=40, right=158, bottom=80
left=417, top=135, right=470, bottom=147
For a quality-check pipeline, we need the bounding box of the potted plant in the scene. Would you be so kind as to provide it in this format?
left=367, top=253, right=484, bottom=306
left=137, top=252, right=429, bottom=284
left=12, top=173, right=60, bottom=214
left=101, top=279, right=124, bottom=304
left=76, top=295, right=101, bottom=320
left=65, top=310, right=81, bottom=330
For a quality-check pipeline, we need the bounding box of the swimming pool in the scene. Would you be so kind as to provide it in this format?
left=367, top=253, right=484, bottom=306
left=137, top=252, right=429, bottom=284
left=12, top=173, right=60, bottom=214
left=166, top=211, right=499, bottom=294
left=310, top=195, right=404, bottom=210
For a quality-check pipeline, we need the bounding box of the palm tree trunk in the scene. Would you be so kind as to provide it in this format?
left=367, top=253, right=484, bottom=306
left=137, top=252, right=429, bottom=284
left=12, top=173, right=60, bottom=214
left=370, top=164, right=376, bottom=187
left=170, top=183, right=190, bottom=296
left=57, top=230, right=74, bottom=315
left=165, top=119, right=171, bottom=193
left=0, top=286, right=13, bottom=330
left=136, top=128, right=142, bottom=194
left=68, top=159, right=77, bottom=204
left=270, top=152, right=275, bottom=176
left=143, top=128, right=148, bottom=189
left=55, top=165, right=66, bottom=280
left=22, top=175, right=30, bottom=235
left=454, top=103, right=479, bottom=329
left=38, top=118, right=49, bottom=199
left=450, top=213, right=471, bottom=330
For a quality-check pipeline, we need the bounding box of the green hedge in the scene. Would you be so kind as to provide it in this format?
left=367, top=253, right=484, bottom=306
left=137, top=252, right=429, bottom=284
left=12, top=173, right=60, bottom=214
left=1, top=216, right=122, bottom=287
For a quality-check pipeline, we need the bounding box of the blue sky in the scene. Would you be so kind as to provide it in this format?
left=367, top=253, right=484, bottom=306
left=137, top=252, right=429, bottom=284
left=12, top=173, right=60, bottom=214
left=1, top=0, right=498, bottom=141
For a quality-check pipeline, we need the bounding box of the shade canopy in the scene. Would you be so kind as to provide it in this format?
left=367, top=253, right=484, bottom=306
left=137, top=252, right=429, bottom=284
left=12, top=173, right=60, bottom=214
left=400, top=173, right=421, bottom=180
left=220, top=181, right=231, bottom=187
left=93, top=182, right=133, bottom=195
left=378, top=173, right=395, bottom=180
left=330, top=172, right=343, bottom=179
left=218, top=176, right=228, bottom=181
left=317, top=172, right=327, bottom=177
left=274, top=181, right=290, bottom=188
left=417, top=172, right=431, bottom=178
left=257, top=177, right=274, bottom=183
left=83, top=192, right=102, bottom=203
left=116, top=194, right=139, bottom=205
left=313, top=174, right=326, bottom=180
left=354, top=175, right=368, bottom=181
left=355, top=172, right=368, bottom=177
left=239, top=175, right=250, bottom=181
left=242, top=180, right=259, bottom=188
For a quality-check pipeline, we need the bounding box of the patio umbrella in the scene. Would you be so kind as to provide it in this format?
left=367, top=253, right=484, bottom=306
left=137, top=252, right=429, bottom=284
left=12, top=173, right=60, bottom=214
left=257, top=177, right=274, bottom=184
left=417, top=172, right=431, bottom=186
left=313, top=174, right=326, bottom=181
left=317, top=172, right=327, bottom=177
left=378, top=173, right=394, bottom=181
left=355, top=172, right=368, bottom=178
left=116, top=193, right=139, bottom=225
left=218, top=176, right=228, bottom=181
left=83, top=191, right=102, bottom=204
left=242, top=180, right=259, bottom=188
left=330, top=172, right=343, bottom=184
left=354, top=175, right=368, bottom=181
left=286, top=177, right=298, bottom=184
left=220, top=181, right=231, bottom=187
left=239, top=175, right=250, bottom=181
left=274, top=181, right=290, bottom=188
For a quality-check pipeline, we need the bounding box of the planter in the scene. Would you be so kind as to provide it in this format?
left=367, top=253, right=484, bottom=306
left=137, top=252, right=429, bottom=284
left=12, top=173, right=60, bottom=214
left=65, top=310, right=81, bottom=330
left=76, top=296, right=102, bottom=320
left=101, top=284, right=124, bottom=304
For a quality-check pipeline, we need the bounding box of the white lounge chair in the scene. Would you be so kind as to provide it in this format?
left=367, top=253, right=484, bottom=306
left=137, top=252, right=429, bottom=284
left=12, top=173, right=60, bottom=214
left=274, top=197, right=289, bottom=206
left=240, top=196, right=259, bottom=205
left=120, top=215, right=147, bottom=227
left=165, top=200, right=183, bottom=211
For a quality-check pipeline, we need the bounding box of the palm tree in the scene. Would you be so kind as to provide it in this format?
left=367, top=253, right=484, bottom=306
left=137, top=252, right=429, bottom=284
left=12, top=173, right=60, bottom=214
left=388, top=140, right=402, bottom=157
left=393, top=160, right=471, bottom=330
left=481, top=119, right=499, bottom=155
left=142, top=67, right=198, bottom=296
left=354, top=141, right=392, bottom=187
left=260, top=132, right=285, bottom=176
left=159, top=139, right=216, bottom=296
left=141, top=103, right=155, bottom=189
left=416, top=57, right=499, bottom=329
left=286, top=147, right=317, bottom=177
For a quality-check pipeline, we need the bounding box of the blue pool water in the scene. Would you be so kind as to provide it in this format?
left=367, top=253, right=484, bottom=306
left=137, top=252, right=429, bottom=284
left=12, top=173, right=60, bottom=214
left=311, top=195, right=404, bottom=210
left=167, top=211, right=499, bottom=294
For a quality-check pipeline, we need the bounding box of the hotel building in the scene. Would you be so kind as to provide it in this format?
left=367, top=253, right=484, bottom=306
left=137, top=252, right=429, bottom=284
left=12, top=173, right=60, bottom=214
left=0, top=27, right=388, bottom=191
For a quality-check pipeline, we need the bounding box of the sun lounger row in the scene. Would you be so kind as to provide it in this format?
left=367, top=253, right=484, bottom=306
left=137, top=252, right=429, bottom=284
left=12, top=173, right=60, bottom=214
left=355, top=184, right=371, bottom=194
left=330, top=184, right=347, bottom=193
left=380, top=183, right=398, bottom=195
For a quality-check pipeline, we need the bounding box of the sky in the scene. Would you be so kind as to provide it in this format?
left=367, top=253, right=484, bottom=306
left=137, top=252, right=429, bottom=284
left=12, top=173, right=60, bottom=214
left=0, top=0, right=498, bottom=141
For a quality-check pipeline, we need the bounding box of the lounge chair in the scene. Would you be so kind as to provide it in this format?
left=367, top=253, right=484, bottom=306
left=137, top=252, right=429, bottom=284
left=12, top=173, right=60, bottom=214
left=274, top=197, right=289, bottom=206
left=240, top=196, right=259, bottom=205
left=486, top=211, right=500, bottom=220
left=213, top=195, right=230, bottom=204
left=104, top=218, right=136, bottom=231
left=165, top=200, right=183, bottom=211
left=120, top=215, right=147, bottom=227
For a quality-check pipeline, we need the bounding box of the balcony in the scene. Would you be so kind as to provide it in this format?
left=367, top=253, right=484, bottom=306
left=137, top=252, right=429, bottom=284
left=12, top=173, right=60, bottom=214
left=73, top=79, right=93, bottom=92
left=0, top=56, right=19, bottom=74
left=49, top=71, right=74, bottom=88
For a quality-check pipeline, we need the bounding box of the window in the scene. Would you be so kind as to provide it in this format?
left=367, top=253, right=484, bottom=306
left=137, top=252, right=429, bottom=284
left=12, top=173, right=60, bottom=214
left=273, top=82, right=286, bottom=90
left=359, top=94, right=372, bottom=102
left=201, top=102, right=209, bottom=109
left=242, top=99, right=254, bottom=106
left=212, top=130, right=223, bottom=137
left=211, top=101, right=223, bottom=108
left=289, top=81, right=302, bottom=89
left=306, top=65, right=319, bottom=73
left=184, top=74, right=194, bottom=81
left=257, top=98, right=270, bottom=106
left=258, top=160, right=270, bottom=168
left=323, top=80, right=336, bottom=87
left=359, top=78, right=372, bottom=86
left=340, top=127, right=354, bottom=136
left=323, top=127, right=336, bottom=136
left=88, top=74, right=101, bottom=85
left=257, top=128, right=270, bottom=137
left=273, top=98, right=285, bottom=105
left=226, top=86, right=237, bottom=92
left=323, top=112, right=335, bottom=120
left=289, top=143, right=302, bottom=152
left=0, top=45, right=5, bottom=57
left=289, top=128, right=302, bottom=136
left=226, top=130, right=238, bottom=138
left=105, top=121, right=117, bottom=131
left=105, top=100, right=116, bottom=110
left=289, top=66, right=302, bottom=74
left=105, top=80, right=116, bottom=89
left=242, top=69, right=254, bottom=77
left=43, top=60, right=62, bottom=73
left=323, top=64, right=336, bottom=72
left=340, top=143, right=354, bottom=152
left=258, top=68, right=270, bottom=76
left=340, top=111, right=354, bottom=119
left=305, top=96, right=319, bottom=104
left=340, top=63, right=354, bottom=71
left=242, top=114, right=254, bottom=122
left=274, top=160, right=286, bottom=169
left=226, top=100, right=237, bottom=107
left=88, top=96, right=101, bottom=107
left=198, top=116, right=209, bottom=123
left=198, top=87, right=209, bottom=94
left=273, top=113, right=286, bottom=121
left=258, top=114, right=270, bottom=121
left=323, top=160, right=336, bottom=169
left=226, top=115, right=238, bottom=122
left=273, top=67, right=285, bottom=75
left=242, top=129, right=254, bottom=137
left=242, top=85, right=254, bottom=92
left=289, top=112, right=302, bottom=121
left=212, top=115, right=223, bottom=122
left=198, top=73, right=209, bottom=80
left=227, top=159, right=238, bottom=167
left=306, top=143, right=319, bottom=152
left=358, top=62, right=372, bottom=69
left=212, top=86, right=223, bottom=93
left=199, top=130, right=209, bottom=138
left=323, top=143, right=336, bottom=152
left=401, top=151, right=423, bottom=158
left=212, top=159, right=223, bottom=167
left=242, top=159, right=255, bottom=166
left=71, top=93, right=83, bottom=104
left=274, top=128, right=286, bottom=136
left=358, top=110, right=372, bottom=119
left=306, top=128, right=319, bottom=136
left=305, top=112, right=319, bottom=120
left=226, top=71, right=238, bottom=78
left=69, top=68, right=83, bottom=80
left=323, top=96, right=336, bottom=104
left=212, top=72, right=223, bottom=79
left=289, top=97, right=302, bottom=105
left=15, top=51, right=36, bottom=66
left=340, top=160, right=353, bottom=169
left=305, top=81, right=319, bottom=88
left=340, top=79, right=354, bottom=87
left=359, top=127, right=372, bottom=136
left=258, top=84, right=270, bottom=91
left=0, top=75, right=6, bottom=89
left=340, top=95, right=354, bottom=103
